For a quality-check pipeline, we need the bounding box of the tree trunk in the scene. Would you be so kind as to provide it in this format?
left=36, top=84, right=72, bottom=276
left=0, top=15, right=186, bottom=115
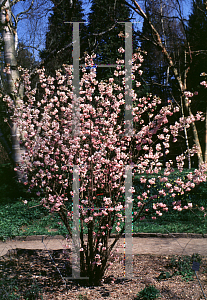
left=205, top=106, right=207, bottom=163
left=0, top=128, right=13, bottom=163
left=184, top=97, right=203, bottom=166
left=0, top=0, right=25, bottom=180
left=183, top=51, right=191, bottom=169
left=130, top=0, right=204, bottom=166
left=181, top=96, right=191, bottom=169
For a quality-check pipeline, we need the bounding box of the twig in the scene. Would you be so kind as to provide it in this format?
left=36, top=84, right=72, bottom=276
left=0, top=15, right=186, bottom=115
left=195, top=271, right=207, bottom=300
left=41, top=236, right=67, bottom=289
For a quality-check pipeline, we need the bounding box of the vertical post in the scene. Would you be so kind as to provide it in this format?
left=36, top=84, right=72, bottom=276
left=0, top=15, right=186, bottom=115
left=125, top=164, right=133, bottom=278
left=68, top=21, right=134, bottom=280
left=72, top=22, right=80, bottom=278
left=124, top=22, right=133, bottom=137
left=72, top=165, right=81, bottom=279
left=71, top=22, right=89, bottom=280
left=72, top=22, right=80, bottom=137
left=124, top=22, right=133, bottom=279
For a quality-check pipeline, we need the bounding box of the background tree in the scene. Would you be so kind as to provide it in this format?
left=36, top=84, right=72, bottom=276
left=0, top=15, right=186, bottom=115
left=139, top=0, right=192, bottom=167
left=84, top=0, right=140, bottom=83
left=140, top=1, right=186, bottom=99
left=0, top=0, right=52, bottom=176
left=16, top=42, right=37, bottom=70
left=39, top=0, right=88, bottom=75
left=187, top=0, right=207, bottom=91
left=0, top=40, right=36, bottom=165
left=124, top=0, right=205, bottom=166
left=0, top=0, right=25, bottom=177
left=186, top=0, right=207, bottom=163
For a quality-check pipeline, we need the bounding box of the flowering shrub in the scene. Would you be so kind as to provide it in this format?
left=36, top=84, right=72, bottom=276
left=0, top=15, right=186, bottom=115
left=4, top=48, right=207, bottom=285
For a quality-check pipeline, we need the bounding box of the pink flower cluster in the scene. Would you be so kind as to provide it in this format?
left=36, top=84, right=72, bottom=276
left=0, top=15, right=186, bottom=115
left=4, top=47, right=207, bottom=272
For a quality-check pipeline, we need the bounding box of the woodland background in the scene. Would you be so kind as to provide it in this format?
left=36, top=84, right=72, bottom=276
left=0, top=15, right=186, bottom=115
left=0, top=0, right=207, bottom=185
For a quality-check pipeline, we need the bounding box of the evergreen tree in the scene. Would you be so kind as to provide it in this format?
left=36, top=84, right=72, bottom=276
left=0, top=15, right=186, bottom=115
left=40, top=0, right=88, bottom=74
left=140, top=0, right=186, bottom=101
left=84, top=0, right=140, bottom=83
left=187, top=0, right=207, bottom=91
left=139, top=0, right=189, bottom=164
left=186, top=0, right=207, bottom=160
left=17, top=42, right=37, bottom=70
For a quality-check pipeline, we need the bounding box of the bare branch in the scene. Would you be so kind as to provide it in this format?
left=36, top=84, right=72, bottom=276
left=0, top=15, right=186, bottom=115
left=123, top=0, right=143, bottom=17
left=140, top=34, right=158, bottom=47
left=16, top=0, right=34, bottom=22
left=18, top=44, right=39, bottom=51
left=11, top=10, right=17, bottom=28
left=10, top=0, right=25, bottom=7
left=130, top=0, right=185, bottom=91
left=92, top=20, right=118, bottom=36
left=191, top=50, right=207, bottom=56
left=0, top=0, right=8, bottom=9
left=56, top=41, right=73, bottom=55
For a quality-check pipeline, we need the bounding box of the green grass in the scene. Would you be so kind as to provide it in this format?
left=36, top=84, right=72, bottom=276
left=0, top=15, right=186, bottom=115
left=0, top=189, right=206, bottom=241
left=132, top=169, right=207, bottom=235
left=0, top=164, right=207, bottom=241
left=0, top=199, right=71, bottom=241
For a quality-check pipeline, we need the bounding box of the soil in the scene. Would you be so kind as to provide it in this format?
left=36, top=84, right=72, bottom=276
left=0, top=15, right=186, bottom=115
left=0, top=248, right=207, bottom=299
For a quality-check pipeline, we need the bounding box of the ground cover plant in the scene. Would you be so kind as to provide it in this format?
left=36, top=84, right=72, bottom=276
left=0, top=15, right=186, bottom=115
left=0, top=199, right=62, bottom=241
left=156, top=253, right=203, bottom=283
left=135, top=285, right=161, bottom=300
left=167, top=253, right=202, bottom=282
left=3, top=46, right=207, bottom=285
left=0, top=173, right=207, bottom=241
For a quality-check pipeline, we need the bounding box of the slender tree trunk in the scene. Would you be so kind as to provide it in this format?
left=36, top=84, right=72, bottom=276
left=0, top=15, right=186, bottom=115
left=183, top=51, right=191, bottom=169
left=0, top=128, right=13, bottom=163
left=130, top=0, right=204, bottom=166
left=181, top=96, right=191, bottom=169
left=184, top=97, right=203, bottom=165
left=205, top=106, right=207, bottom=163
left=0, top=0, right=25, bottom=180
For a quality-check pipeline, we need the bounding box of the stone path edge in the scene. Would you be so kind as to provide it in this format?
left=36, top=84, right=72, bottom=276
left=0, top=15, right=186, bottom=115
left=1, top=232, right=207, bottom=242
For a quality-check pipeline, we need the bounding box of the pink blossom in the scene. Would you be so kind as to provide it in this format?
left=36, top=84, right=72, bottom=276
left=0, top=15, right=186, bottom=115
left=8, top=47, right=207, bottom=283
left=116, top=226, right=121, bottom=232
left=118, top=47, right=125, bottom=53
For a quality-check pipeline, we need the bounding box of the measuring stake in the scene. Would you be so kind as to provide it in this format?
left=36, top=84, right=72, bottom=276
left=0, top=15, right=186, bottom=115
left=192, top=261, right=207, bottom=300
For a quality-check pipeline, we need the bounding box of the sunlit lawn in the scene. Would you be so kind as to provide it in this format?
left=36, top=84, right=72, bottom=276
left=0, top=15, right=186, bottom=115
left=0, top=164, right=207, bottom=241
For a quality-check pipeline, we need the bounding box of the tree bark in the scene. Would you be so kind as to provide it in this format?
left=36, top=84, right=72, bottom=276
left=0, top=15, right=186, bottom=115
left=205, top=106, right=207, bottom=163
left=0, top=0, right=25, bottom=179
left=0, top=128, right=13, bottom=163
left=129, top=0, right=204, bottom=165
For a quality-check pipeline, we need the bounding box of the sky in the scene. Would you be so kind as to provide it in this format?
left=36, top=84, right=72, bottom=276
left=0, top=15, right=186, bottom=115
left=12, top=0, right=193, bottom=62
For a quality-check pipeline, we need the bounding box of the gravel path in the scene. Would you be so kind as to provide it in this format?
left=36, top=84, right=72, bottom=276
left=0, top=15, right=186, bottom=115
left=0, top=234, right=207, bottom=257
